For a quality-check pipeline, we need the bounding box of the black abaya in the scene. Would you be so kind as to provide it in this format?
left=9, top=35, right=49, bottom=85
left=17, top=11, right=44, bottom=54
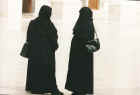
left=25, top=5, right=59, bottom=93
left=65, top=7, right=95, bottom=94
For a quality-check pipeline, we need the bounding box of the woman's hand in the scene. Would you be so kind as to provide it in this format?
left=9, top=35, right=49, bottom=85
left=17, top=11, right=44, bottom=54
left=86, top=44, right=96, bottom=53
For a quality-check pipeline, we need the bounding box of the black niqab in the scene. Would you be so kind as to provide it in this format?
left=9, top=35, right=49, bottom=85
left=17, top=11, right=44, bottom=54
left=73, top=7, right=94, bottom=41
left=39, top=5, right=52, bottom=19
left=37, top=5, right=58, bottom=50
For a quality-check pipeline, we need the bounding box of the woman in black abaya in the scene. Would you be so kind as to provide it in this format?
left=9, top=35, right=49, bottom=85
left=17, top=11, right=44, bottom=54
left=65, top=7, right=95, bottom=95
left=25, top=5, right=63, bottom=95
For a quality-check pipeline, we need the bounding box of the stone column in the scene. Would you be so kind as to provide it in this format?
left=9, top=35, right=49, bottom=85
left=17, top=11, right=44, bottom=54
left=80, top=0, right=89, bottom=7
left=0, top=0, right=8, bottom=17
left=8, top=0, right=22, bottom=28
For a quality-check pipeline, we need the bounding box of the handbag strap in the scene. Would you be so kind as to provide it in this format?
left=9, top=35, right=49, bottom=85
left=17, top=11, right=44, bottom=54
left=93, top=23, right=99, bottom=39
left=94, top=30, right=99, bottom=39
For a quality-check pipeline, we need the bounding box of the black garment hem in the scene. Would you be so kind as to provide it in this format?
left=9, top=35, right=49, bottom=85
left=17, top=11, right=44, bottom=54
left=25, top=89, right=60, bottom=94
left=65, top=87, right=93, bottom=94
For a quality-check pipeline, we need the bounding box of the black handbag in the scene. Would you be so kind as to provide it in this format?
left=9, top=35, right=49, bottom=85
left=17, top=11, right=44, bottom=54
left=20, top=42, right=30, bottom=58
left=86, top=28, right=100, bottom=53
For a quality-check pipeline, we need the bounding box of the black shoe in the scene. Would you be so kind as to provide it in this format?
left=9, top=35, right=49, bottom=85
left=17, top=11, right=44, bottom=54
left=72, top=92, right=86, bottom=95
left=31, top=91, right=45, bottom=94
left=52, top=90, right=64, bottom=95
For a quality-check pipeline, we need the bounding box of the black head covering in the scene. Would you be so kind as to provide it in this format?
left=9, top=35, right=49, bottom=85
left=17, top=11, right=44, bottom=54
left=39, top=5, right=52, bottom=18
left=79, top=7, right=93, bottom=20
left=73, top=7, right=94, bottom=40
left=33, top=5, right=58, bottom=51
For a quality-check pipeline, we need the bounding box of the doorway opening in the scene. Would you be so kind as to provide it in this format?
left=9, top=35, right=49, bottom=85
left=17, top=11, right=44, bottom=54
left=22, top=0, right=35, bottom=14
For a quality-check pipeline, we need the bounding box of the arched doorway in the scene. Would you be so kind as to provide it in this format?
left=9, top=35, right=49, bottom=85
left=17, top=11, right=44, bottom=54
left=88, top=0, right=100, bottom=10
left=22, top=0, right=35, bottom=13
